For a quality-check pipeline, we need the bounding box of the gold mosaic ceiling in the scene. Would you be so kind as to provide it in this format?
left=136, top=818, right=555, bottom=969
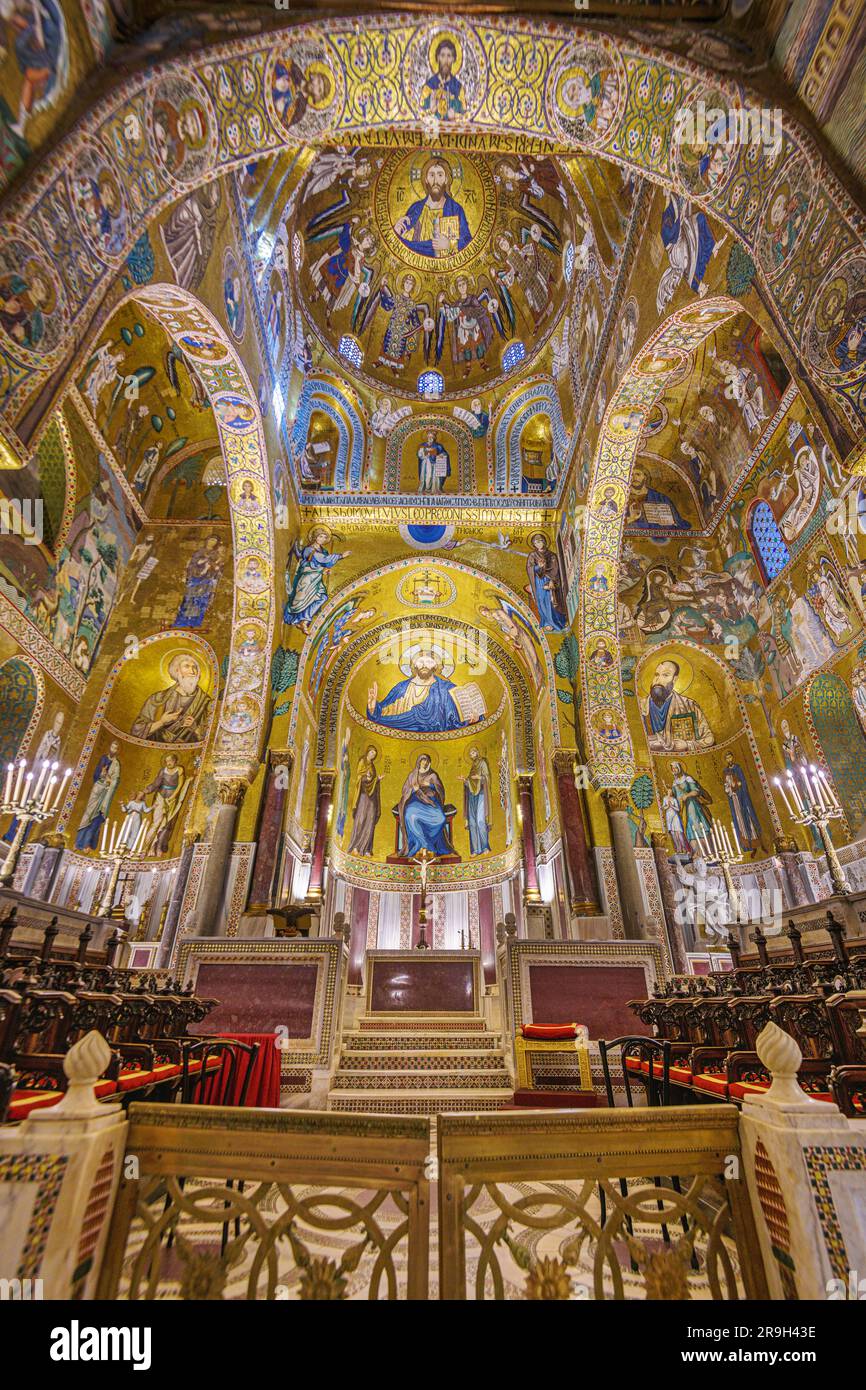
left=291, top=145, right=576, bottom=400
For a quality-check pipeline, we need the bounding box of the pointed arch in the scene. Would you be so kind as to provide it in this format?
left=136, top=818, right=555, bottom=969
left=581, top=295, right=744, bottom=786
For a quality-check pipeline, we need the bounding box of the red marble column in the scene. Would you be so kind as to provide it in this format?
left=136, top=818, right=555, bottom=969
left=478, top=886, right=496, bottom=984
left=348, top=886, right=370, bottom=986
left=306, top=770, right=336, bottom=905
left=553, top=752, right=600, bottom=914
left=517, top=774, right=541, bottom=905
left=246, top=749, right=293, bottom=910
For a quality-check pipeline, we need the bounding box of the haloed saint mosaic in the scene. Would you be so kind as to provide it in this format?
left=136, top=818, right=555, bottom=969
left=295, top=143, right=574, bottom=399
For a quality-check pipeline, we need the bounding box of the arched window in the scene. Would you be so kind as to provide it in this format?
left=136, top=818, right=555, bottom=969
left=338, top=335, right=362, bottom=369
left=418, top=370, right=443, bottom=399
left=502, top=340, right=526, bottom=372
left=748, top=500, right=790, bottom=584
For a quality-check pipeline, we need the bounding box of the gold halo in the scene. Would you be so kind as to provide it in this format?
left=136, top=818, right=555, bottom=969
left=305, top=60, right=335, bottom=111
left=397, top=639, right=455, bottom=679
left=637, top=650, right=695, bottom=702
left=23, top=260, right=57, bottom=315
left=427, top=30, right=463, bottom=76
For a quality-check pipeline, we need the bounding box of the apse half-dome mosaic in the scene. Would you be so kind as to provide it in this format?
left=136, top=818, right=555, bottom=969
left=293, top=145, right=575, bottom=399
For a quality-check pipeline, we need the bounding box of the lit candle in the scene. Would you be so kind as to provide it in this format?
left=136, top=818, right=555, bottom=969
left=109, top=820, right=117, bottom=854
left=730, top=820, right=742, bottom=856
left=100, top=819, right=108, bottom=854
left=799, top=763, right=817, bottom=812
left=724, top=826, right=735, bottom=858
left=134, top=823, right=146, bottom=855
left=50, top=768, right=71, bottom=812
left=816, top=768, right=840, bottom=810
left=13, top=760, right=25, bottom=805
left=710, top=823, right=722, bottom=856
left=21, top=770, right=33, bottom=808
left=774, top=776, right=794, bottom=817
left=33, top=760, right=49, bottom=801
left=41, top=775, right=55, bottom=811
left=3, top=762, right=12, bottom=805
left=119, top=813, right=131, bottom=848
left=787, top=774, right=805, bottom=813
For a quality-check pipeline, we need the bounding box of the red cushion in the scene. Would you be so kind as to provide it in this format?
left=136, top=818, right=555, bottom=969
left=729, top=1081, right=768, bottom=1101
left=8, top=1088, right=63, bottom=1119
left=521, top=1024, right=578, bottom=1040
left=150, top=1063, right=181, bottom=1080
left=116, top=1069, right=155, bottom=1092
left=94, top=1078, right=118, bottom=1098
left=693, top=1073, right=729, bottom=1098
left=511, top=1090, right=598, bottom=1108
left=669, top=1066, right=694, bottom=1084
left=624, top=1057, right=642, bottom=1073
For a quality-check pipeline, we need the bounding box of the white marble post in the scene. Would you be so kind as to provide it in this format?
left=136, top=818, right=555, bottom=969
left=739, top=1022, right=866, bottom=1300
left=0, top=1032, right=127, bottom=1299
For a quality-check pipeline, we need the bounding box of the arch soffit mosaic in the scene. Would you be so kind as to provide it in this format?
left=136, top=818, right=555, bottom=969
left=111, top=285, right=275, bottom=780
left=583, top=294, right=746, bottom=787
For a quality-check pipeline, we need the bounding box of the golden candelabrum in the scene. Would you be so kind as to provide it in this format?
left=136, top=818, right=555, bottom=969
left=95, top=814, right=148, bottom=919
left=695, top=820, right=744, bottom=927
left=773, top=762, right=848, bottom=897
left=412, top=848, right=437, bottom=950
left=0, top=758, right=71, bottom=887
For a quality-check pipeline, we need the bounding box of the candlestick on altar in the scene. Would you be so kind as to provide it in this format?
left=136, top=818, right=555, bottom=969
left=0, top=759, right=70, bottom=886
left=772, top=761, right=848, bottom=896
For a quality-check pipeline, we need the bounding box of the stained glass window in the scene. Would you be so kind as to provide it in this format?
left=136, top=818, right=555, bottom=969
left=503, top=340, right=526, bottom=371
left=338, top=335, right=362, bottom=369
left=418, top=370, right=443, bottom=399
left=748, top=500, right=790, bottom=583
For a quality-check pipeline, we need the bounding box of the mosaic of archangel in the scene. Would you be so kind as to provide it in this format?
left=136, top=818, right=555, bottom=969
left=293, top=145, right=574, bottom=399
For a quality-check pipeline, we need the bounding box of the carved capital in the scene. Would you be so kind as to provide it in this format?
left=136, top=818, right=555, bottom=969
left=551, top=749, right=579, bottom=777
left=268, top=748, right=294, bottom=773
left=773, top=836, right=798, bottom=855
left=516, top=773, right=535, bottom=797
left=650, top=831, right=669, bottom=850
left=36, top=831, right=66, bottom=849
left=216, top=777, right=248, bottom=808
left=317, top=770, right=337, bottom=799
left=603, top=789, right=631, bottom=814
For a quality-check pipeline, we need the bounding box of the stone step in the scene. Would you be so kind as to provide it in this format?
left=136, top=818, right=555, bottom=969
left=342, top=1031, right=503, bottom=1052
left=328, top=1090, right=514, bottom=1115
left=356, top=1016, right=488, bottom=1033
left=331, top=1068, right=512, bottom=1092
left=335, top=1050, right=510, bottom=1074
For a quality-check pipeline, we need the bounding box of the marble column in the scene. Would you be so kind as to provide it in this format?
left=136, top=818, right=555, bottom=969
left=552, top=751, right=600, bottom=914
left=306, top=770, right=336, bottom=906
left=604, top=789, right=646, bottom=940
left=246, top=749, right=293, bottom=910
left=772, top=836, right=811, bottom=910
left=192, top=777, right=247, bottom=937
left=517, top=774, right=541, bottom=906
left=650, top=831, right=688, bottom=972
